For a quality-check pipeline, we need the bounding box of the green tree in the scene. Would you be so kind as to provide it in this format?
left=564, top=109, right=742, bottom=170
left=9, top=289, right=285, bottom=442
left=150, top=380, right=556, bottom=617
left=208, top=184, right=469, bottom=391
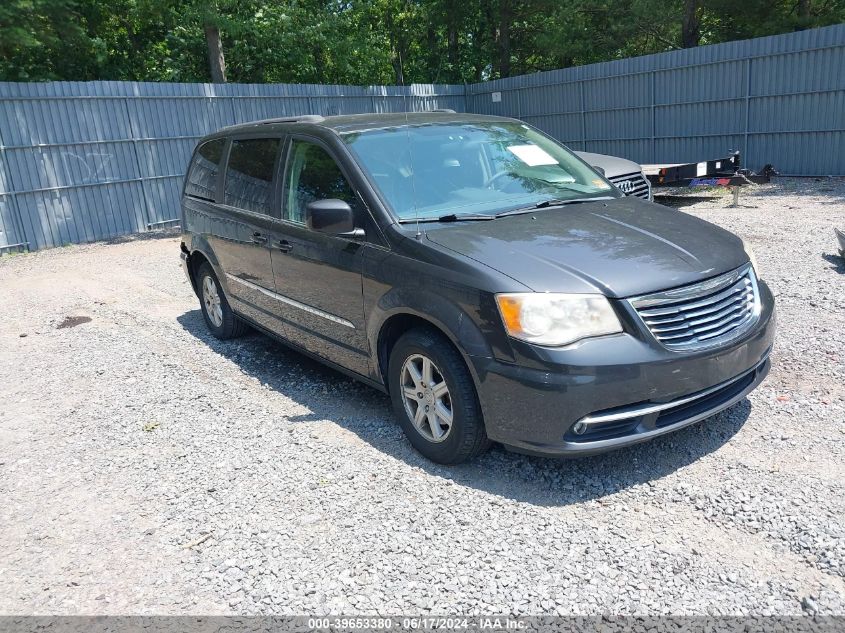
left=0, top=0, right=96, bottom=80
left=1, top=0, right=843, bottom=84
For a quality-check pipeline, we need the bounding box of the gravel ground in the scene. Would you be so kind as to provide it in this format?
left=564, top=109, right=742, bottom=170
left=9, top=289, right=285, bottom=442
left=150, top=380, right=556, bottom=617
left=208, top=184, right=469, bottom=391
left=0, top=177, right=843, bottom=616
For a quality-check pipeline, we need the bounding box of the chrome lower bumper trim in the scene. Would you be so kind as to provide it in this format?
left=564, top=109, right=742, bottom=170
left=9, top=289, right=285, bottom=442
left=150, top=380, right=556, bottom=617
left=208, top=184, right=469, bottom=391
left=573, top=356, right=769, bottom=429
left=577, top=355, right=769, bottom=428
left=557, top=356, right=770, bottom=453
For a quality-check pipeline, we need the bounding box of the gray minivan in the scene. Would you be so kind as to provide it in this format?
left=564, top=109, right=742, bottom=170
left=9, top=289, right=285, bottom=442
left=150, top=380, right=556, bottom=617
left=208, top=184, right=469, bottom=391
left=180, top=112, right=775, bottom=464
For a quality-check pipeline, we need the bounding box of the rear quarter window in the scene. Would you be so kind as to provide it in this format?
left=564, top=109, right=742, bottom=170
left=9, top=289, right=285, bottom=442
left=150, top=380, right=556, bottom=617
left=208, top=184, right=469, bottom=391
left=184, top=139, right=225, bottom=202
left=224, top=138, right=281, bottom=215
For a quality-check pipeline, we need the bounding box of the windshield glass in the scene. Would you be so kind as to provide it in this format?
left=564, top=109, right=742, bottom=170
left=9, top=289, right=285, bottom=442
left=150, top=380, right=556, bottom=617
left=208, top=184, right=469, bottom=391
left=342, top=121, right=617, bottom=221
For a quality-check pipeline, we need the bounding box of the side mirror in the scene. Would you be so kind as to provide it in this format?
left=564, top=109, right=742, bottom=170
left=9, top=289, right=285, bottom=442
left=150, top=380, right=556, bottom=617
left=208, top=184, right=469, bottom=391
left=592, top=165, right=606, bottom=177
left=306, top=199, right=355, bottom=235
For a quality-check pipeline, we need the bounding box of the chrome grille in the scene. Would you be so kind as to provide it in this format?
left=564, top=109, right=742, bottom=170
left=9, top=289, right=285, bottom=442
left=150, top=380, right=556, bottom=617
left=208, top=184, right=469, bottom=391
left=608, top=171, right=651, bottom=200
left=630, top=266, right=760, bottom=351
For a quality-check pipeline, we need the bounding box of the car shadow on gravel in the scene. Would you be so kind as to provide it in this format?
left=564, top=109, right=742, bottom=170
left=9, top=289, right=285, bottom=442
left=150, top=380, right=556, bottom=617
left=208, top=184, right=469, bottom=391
left=178, top=309, right=752, bottom=506
left=105, top=228, right=181, bottom=245
left=654, top=194, right=719, bottom=208
left=822, top=253, right=845, bottom=273
left=767, top=177, right=845, bottom=202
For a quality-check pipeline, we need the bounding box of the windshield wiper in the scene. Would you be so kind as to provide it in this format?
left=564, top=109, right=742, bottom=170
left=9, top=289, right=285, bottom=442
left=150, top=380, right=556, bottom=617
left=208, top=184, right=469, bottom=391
left=436, top=213, right=495, bottom=222
left=495, top=196, right=614, bottom=218
left=397, top=213, right=495, bottom=224
left=396, top=197, right=613, bottom=224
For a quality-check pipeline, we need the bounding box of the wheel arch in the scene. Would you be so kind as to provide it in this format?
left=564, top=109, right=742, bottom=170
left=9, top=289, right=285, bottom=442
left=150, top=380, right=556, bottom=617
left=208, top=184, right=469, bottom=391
left=183, top=236, right=222, bottom=297
left=371, top=295, right=492, bottom=394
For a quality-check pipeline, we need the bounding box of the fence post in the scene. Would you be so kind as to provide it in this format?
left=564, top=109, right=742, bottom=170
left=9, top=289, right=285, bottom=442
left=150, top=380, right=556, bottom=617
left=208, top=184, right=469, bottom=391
left=579, top=81, right=587, bottom=151
left=229, top=95, right=237, bottom=125
left=0, top=168, right=29, bottom=253
left=650, top=71, right=657, bottom=163
left=743, top=58, right=752, bottom=165
left=0, top=104, right=29, bottom=251
left=123, top=96, right=153, bottom=230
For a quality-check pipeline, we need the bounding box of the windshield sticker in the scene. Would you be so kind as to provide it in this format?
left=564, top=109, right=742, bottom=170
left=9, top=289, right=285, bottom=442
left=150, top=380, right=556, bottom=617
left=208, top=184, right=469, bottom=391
left=592, top=179, right=612, bottom=189
left=507, top=144, right=558, bottom=166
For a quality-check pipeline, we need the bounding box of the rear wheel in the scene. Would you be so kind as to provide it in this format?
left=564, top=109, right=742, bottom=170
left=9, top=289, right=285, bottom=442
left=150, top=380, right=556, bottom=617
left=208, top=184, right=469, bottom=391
left=196, top=262, right=248, bottom=340
left=388, top=328, right=490, bottom=464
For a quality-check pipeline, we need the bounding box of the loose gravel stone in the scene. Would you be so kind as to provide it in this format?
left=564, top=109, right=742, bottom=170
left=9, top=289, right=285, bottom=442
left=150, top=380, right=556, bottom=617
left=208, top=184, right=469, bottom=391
left=0, top=177, right=843, bottom=616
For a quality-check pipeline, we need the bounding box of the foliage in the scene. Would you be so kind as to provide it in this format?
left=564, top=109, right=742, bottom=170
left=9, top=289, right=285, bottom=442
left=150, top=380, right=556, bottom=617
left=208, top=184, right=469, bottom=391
left=1, top=0, right=843, bottom=83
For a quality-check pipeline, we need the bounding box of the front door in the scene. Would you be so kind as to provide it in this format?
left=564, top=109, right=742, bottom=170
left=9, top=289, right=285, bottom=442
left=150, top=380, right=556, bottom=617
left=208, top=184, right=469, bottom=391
left=269, top=138, right=370, bottom=375
left=212, top=137, right=285, bottom=334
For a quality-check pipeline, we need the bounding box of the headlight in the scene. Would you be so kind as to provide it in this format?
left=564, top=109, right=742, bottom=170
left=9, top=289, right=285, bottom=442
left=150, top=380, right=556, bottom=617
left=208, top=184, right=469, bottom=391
left=741, top=238, right=759, bottom=275
left=495, top=293, right=622, bottom=346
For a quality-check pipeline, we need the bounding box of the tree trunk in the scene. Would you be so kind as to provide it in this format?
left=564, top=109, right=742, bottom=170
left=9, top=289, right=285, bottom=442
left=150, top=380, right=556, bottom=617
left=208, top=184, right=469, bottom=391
left=681, top=0, right=700, bottom=48
left=798, top=0, right=810, bottom=19
left=796, top=0, right=811, bottom=29
left=385, top=7, right=405, bottom=86
left=498, top=0, right=512, bottom=77
left=393, top=49, right=405, bottom=86
left=447, top=1, right=459, bottom=73
left=204, top=24, right=226, bottom=83
left=489, top=8, right=499, bottom=77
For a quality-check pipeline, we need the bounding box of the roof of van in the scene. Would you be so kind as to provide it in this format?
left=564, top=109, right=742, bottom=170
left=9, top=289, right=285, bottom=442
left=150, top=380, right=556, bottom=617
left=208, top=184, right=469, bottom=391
left=209, top=111, right=518, bottom=138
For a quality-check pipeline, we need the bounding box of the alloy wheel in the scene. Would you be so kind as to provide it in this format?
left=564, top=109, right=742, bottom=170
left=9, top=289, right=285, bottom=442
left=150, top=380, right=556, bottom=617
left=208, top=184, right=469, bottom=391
left=202, top=275, right=224, bottom=327
left=400, top=353, right=453, bottom=442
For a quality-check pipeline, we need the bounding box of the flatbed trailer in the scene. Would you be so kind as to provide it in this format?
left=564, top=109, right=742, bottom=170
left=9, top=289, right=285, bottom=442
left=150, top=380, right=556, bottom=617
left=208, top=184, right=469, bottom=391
left=642, top=151, right=775, bottom=205
left=642, top=151, right=775, bottom=188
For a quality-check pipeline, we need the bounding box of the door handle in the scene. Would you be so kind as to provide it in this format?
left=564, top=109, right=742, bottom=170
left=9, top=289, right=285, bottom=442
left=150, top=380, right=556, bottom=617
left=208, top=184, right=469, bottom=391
left=274, top=239, right=292, bottom=253
left=250, top=232, right=268, bottom=244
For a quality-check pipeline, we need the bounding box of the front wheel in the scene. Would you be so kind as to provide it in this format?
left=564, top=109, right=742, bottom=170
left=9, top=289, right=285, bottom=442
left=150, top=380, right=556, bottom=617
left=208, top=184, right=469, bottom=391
left=388, top=328, right=490, bottom=464
left=196, top=262, right=248, bottom=340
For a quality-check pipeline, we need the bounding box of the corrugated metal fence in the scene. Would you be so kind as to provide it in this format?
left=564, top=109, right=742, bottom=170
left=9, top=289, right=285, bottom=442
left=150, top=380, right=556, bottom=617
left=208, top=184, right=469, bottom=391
left=0, top=83, right=464, bottom=251
left=467, top=24, right=845, bottom=175
left=0, top=24, right=843, bottom=252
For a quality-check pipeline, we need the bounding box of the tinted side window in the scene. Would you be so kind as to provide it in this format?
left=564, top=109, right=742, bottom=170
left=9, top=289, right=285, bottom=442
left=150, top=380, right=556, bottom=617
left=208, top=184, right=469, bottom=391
left=185, top=139, right=225, bottom=201
left=224, top=138, right=281, bottom=214
left=283, top=141, right=357, bottom=224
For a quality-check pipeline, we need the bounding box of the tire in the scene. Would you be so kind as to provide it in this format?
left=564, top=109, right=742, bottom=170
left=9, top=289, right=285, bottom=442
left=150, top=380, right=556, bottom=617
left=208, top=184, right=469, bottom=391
left=196, top=262, right=249, bottom=340
left=388, top=327, right=490, bottom=464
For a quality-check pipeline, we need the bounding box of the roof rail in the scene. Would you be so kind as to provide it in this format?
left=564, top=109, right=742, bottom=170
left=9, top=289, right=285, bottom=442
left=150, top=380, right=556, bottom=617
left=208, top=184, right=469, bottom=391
left=221, top=114, right=324, bottom=130
left=255, top=114, right=324, bottom=125
left=429, top=108, right=456, bottom=113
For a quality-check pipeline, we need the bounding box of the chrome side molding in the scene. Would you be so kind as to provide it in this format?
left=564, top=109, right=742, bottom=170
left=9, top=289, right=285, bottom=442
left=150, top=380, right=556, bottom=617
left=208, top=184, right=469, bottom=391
left=226, top=274, right=356, bottom=329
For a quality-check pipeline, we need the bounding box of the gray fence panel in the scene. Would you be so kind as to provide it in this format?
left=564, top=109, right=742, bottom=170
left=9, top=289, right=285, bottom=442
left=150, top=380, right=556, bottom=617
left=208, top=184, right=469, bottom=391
left=143, top=176, right=185, bottom=227
left=0, top=25, right=843, bottom=251
left=0, top=96, right=134, bottom=146
left=467, top=23, right=845, bottom=174
left=5, top=142, right=139, bottom=191
left=0, top=82, right=463, bottom=249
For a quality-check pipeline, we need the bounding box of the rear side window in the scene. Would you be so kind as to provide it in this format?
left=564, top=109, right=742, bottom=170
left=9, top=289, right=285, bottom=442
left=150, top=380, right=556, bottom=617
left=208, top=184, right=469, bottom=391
left=185, top=139, right=225, bottom=201
left=224, top=138, right=281, bottom=215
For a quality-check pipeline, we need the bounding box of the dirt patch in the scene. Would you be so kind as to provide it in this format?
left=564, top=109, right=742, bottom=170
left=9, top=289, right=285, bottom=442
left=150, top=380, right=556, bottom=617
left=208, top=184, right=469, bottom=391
left=56, top=316, right=92, bottom=329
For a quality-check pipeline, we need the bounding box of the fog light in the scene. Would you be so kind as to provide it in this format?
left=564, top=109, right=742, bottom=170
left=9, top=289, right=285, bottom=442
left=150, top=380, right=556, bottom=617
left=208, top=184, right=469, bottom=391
left=572, top=421, right=588, bottom=435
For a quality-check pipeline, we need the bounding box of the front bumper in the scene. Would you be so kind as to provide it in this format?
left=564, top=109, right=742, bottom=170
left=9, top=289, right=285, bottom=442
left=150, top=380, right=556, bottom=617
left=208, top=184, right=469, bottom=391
left=471, top=280, right=776, bottom=457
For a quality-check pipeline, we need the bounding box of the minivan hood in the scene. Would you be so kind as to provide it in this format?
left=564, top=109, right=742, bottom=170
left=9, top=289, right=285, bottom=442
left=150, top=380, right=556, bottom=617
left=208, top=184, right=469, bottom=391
left=424, top=197, right=748, bottom=298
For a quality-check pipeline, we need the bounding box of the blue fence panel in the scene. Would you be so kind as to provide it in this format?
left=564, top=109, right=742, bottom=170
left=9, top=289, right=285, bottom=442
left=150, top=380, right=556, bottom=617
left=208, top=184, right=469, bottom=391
left=0, top=81, right=463, bottom=249
left=467, top=23, right=845, bottom=170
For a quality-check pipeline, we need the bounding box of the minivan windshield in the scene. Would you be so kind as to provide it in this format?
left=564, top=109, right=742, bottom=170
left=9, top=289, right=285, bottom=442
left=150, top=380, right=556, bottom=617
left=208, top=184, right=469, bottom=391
left=342, top=121, right=618, bottom=221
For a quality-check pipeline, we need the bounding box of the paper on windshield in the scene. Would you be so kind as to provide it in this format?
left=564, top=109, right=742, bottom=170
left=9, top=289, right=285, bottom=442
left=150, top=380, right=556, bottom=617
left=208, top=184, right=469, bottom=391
left=507, top=144, right=558, bottom=166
